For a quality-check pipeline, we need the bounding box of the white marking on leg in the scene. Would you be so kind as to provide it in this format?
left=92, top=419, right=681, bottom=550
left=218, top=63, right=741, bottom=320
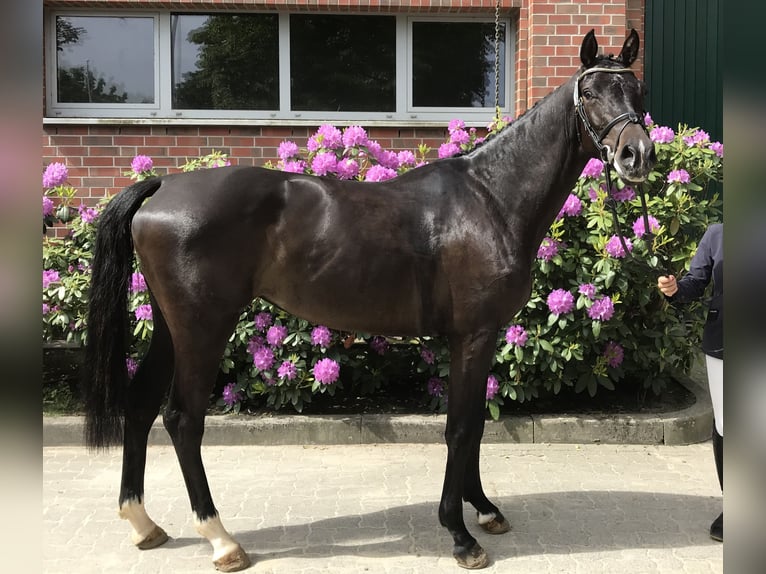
left=477, top=512, right=497, bottom=525
left=195, top=515, right=241, bottom=561
left=119, top=499, right=159, bottom=545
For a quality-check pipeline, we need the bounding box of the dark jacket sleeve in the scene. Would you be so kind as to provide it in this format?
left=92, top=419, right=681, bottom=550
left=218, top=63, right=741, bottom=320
left=667, top=224, right=723, bottom=359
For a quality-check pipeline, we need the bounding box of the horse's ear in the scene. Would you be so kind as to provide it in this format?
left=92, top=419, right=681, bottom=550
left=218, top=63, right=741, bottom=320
left=618, top=29, right=640, bottom=67
left=580, top=30, right=598, bottom=68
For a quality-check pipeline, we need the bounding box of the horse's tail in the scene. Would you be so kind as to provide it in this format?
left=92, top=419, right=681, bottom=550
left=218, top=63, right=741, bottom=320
left=82, top=177, right=163, bottom=450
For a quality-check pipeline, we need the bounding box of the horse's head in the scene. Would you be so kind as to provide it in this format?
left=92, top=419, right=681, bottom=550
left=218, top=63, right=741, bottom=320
left=575, top=29, right=656, bottom=183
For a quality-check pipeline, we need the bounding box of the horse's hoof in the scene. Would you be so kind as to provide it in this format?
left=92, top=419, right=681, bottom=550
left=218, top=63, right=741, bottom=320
left=454, top=543, right=490, bottom=569
left=136, top=525, right=169, bottom=550
left=479, top=517, right=511, bottom=535
left=213, top=545, right=251, bottom=572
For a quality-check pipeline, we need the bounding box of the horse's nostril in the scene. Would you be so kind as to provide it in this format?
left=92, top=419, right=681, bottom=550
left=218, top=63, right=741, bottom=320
left=620, top=145, right=637, bottom=165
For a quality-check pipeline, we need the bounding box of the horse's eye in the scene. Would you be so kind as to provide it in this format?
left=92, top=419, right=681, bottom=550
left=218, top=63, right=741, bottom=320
left=582, top=89, right=594, bottom=100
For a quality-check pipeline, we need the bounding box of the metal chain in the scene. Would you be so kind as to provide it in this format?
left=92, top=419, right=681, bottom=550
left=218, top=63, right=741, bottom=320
left=494, top=0, right=501, bottom=114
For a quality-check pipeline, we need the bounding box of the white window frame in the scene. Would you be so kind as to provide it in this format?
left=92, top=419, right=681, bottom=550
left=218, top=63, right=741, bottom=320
left=45, top=9, right=514, bottom=125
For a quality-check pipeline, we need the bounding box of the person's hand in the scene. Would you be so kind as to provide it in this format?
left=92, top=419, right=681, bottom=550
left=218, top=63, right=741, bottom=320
left=657, top=275, right=678, bottom=297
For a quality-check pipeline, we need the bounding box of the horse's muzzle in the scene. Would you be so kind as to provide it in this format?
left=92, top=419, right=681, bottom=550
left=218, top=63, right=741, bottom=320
left=613, top=127, right=656, bottom=183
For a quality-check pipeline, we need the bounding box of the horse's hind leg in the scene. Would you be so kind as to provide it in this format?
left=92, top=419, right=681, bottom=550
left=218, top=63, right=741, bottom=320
left=161, top=308, right=250, bottom=572
left=118, top=295, right=173, bottom=549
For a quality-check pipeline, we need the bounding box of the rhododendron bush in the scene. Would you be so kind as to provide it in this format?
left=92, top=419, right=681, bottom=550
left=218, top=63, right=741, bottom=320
left=43, top=116, right=722, bottom=418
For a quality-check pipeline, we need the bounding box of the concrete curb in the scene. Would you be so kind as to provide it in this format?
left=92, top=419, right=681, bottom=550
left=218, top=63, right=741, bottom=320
left=44, top=366, right=712, bottom=447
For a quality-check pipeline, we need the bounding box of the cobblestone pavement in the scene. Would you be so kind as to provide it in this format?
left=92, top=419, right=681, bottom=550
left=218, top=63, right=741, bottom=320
left=44, top=443, right=723, bottom=573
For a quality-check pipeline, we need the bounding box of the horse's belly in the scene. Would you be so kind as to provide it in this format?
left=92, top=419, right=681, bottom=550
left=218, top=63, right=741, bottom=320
left=259, top=260, right=441, bottom=336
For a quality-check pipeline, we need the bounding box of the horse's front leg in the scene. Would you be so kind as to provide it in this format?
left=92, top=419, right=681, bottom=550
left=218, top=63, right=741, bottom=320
left=463, top=425, right=512, bottom=536
left=439, top=330, right=499, bottom=569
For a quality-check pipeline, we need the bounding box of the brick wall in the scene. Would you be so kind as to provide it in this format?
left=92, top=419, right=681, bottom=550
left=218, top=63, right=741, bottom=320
left=42, top=0, right=645, bottom=209
left=42, top=124, right=450, bottom=207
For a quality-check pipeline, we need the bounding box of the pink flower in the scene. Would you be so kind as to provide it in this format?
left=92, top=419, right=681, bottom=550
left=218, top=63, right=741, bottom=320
left=311, top=325, right=332, bottom=347
left=277, top=360, right=297, bottom=381
left=247, top=336, right=265, bottom=355
left=78, top=204, right=99, bottom=224
left=336, top=158, right=360, bottom=180
left=587, top=296, right=615, bottom=321
left=253, top=346, right=275, bottom=371
left=604, top=341, right=625, bottom=368
left=43, top=269, right=60, bottom=289
left=134, top=304, right=153, bottom=321
left=578, top=283, right=596, bottom=300
left=632, top=215, right=660, bottom=238
left=397, top=150, right=416, bottom=167
left=126, top=357, right=139, bottom=379
left=449, top=129, right=470, bottom=145
left=709, top=142, right=723, bottom=158
left=370, top=336, right=388, bottom=355
left=667, top=169, right=690, bottom=184
left=643, top=112, right=653, bottom=126
left=308, top=124, right=343, bottom=151
left=427, top=377, right=445, bottom=397
left=612, top=185, right=636, bottom=202
left=342, top=125, right=369, bottom=148
left=683, top=130, right=710, bottom=147
left=448, top=119, right=466, bottom=133
left=254, top=312, right=273, bottom=331
left=277, top=140, right=299, bottom=160
left=282, top=160, right=306, bottom=174
left=365, top=165, right=397, bottom=182
left=311, top=152, right=338, bottom=176
left=486, top=375, right=499, bottom=400
left=420, top=347, right=436, bottom=365
left=505, top=325, right=528, bottom=347
left=266, top=325, right=288, bottom=347
left=375, top=149, right=400, bottom=170
left=130, top=272, right=147, bottom=293
left=649, top=126, right=675, bottom=144
left=537, top=237, right=559, bottom=261
left=605, top=235, right=633, bottom=258
left=43, top=162, right=68, bottom=188
left=43, top=196, right=54, bottom=217
left=131, top=155, right=153, bottom=174
left=580, top=158, right=604, bottom=179
left=438, top=142, right=460, bottom=158
left=222, top=382, right=242, bottom=406
left=557, top=193, right=583, bottom=218
left=313, top=358, right=340, bottom=385
left=547, top=289, right=574, bottom=315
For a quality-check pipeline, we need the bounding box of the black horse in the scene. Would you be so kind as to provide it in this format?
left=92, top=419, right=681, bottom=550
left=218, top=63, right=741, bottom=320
left=83, top=30, right=655, bottom=571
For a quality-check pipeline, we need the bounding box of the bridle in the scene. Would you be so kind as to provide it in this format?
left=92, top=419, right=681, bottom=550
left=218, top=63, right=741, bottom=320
left=573, top=66, right=642, bottom=162
left=573, top=66, right=671, bottom=275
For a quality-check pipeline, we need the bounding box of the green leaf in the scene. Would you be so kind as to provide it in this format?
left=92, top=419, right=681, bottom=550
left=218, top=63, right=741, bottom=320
left=488, top=401, right=500, bottom=420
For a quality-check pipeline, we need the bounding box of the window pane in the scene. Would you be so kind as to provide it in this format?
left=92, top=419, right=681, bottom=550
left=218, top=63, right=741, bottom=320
left=412, top=22, right=506, bottom=108
left=56, top=16, right=155, bottom=104
left=290, top=15, right=395, bottom=112
left=172, top=14, right=279, bottom=110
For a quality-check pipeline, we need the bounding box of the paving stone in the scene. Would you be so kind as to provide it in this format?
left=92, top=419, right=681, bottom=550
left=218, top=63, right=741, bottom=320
left=44, top=443, right=722, bottom=573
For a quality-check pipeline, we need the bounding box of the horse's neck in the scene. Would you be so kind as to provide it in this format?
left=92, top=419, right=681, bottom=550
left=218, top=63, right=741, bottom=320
left=471, top=77, right=589, bottom=242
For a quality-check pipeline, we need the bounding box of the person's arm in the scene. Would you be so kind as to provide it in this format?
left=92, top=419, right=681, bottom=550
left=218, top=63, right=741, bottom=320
left=657, top=226, right=716, bottom=304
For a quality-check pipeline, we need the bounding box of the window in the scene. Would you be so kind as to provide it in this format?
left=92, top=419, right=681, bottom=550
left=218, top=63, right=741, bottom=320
left=54, top=15, right=156, bottom=106
left=290, top=15, right=396, bottom=113
left=411, top=21, right=506, bottom=109
left=46, top=11, right=513, bottom=123
left=172, top=13, right=280, bottom=110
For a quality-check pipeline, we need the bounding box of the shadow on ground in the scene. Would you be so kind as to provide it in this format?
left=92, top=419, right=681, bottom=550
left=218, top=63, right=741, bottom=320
left=158, top=491, right=719, bottom=564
